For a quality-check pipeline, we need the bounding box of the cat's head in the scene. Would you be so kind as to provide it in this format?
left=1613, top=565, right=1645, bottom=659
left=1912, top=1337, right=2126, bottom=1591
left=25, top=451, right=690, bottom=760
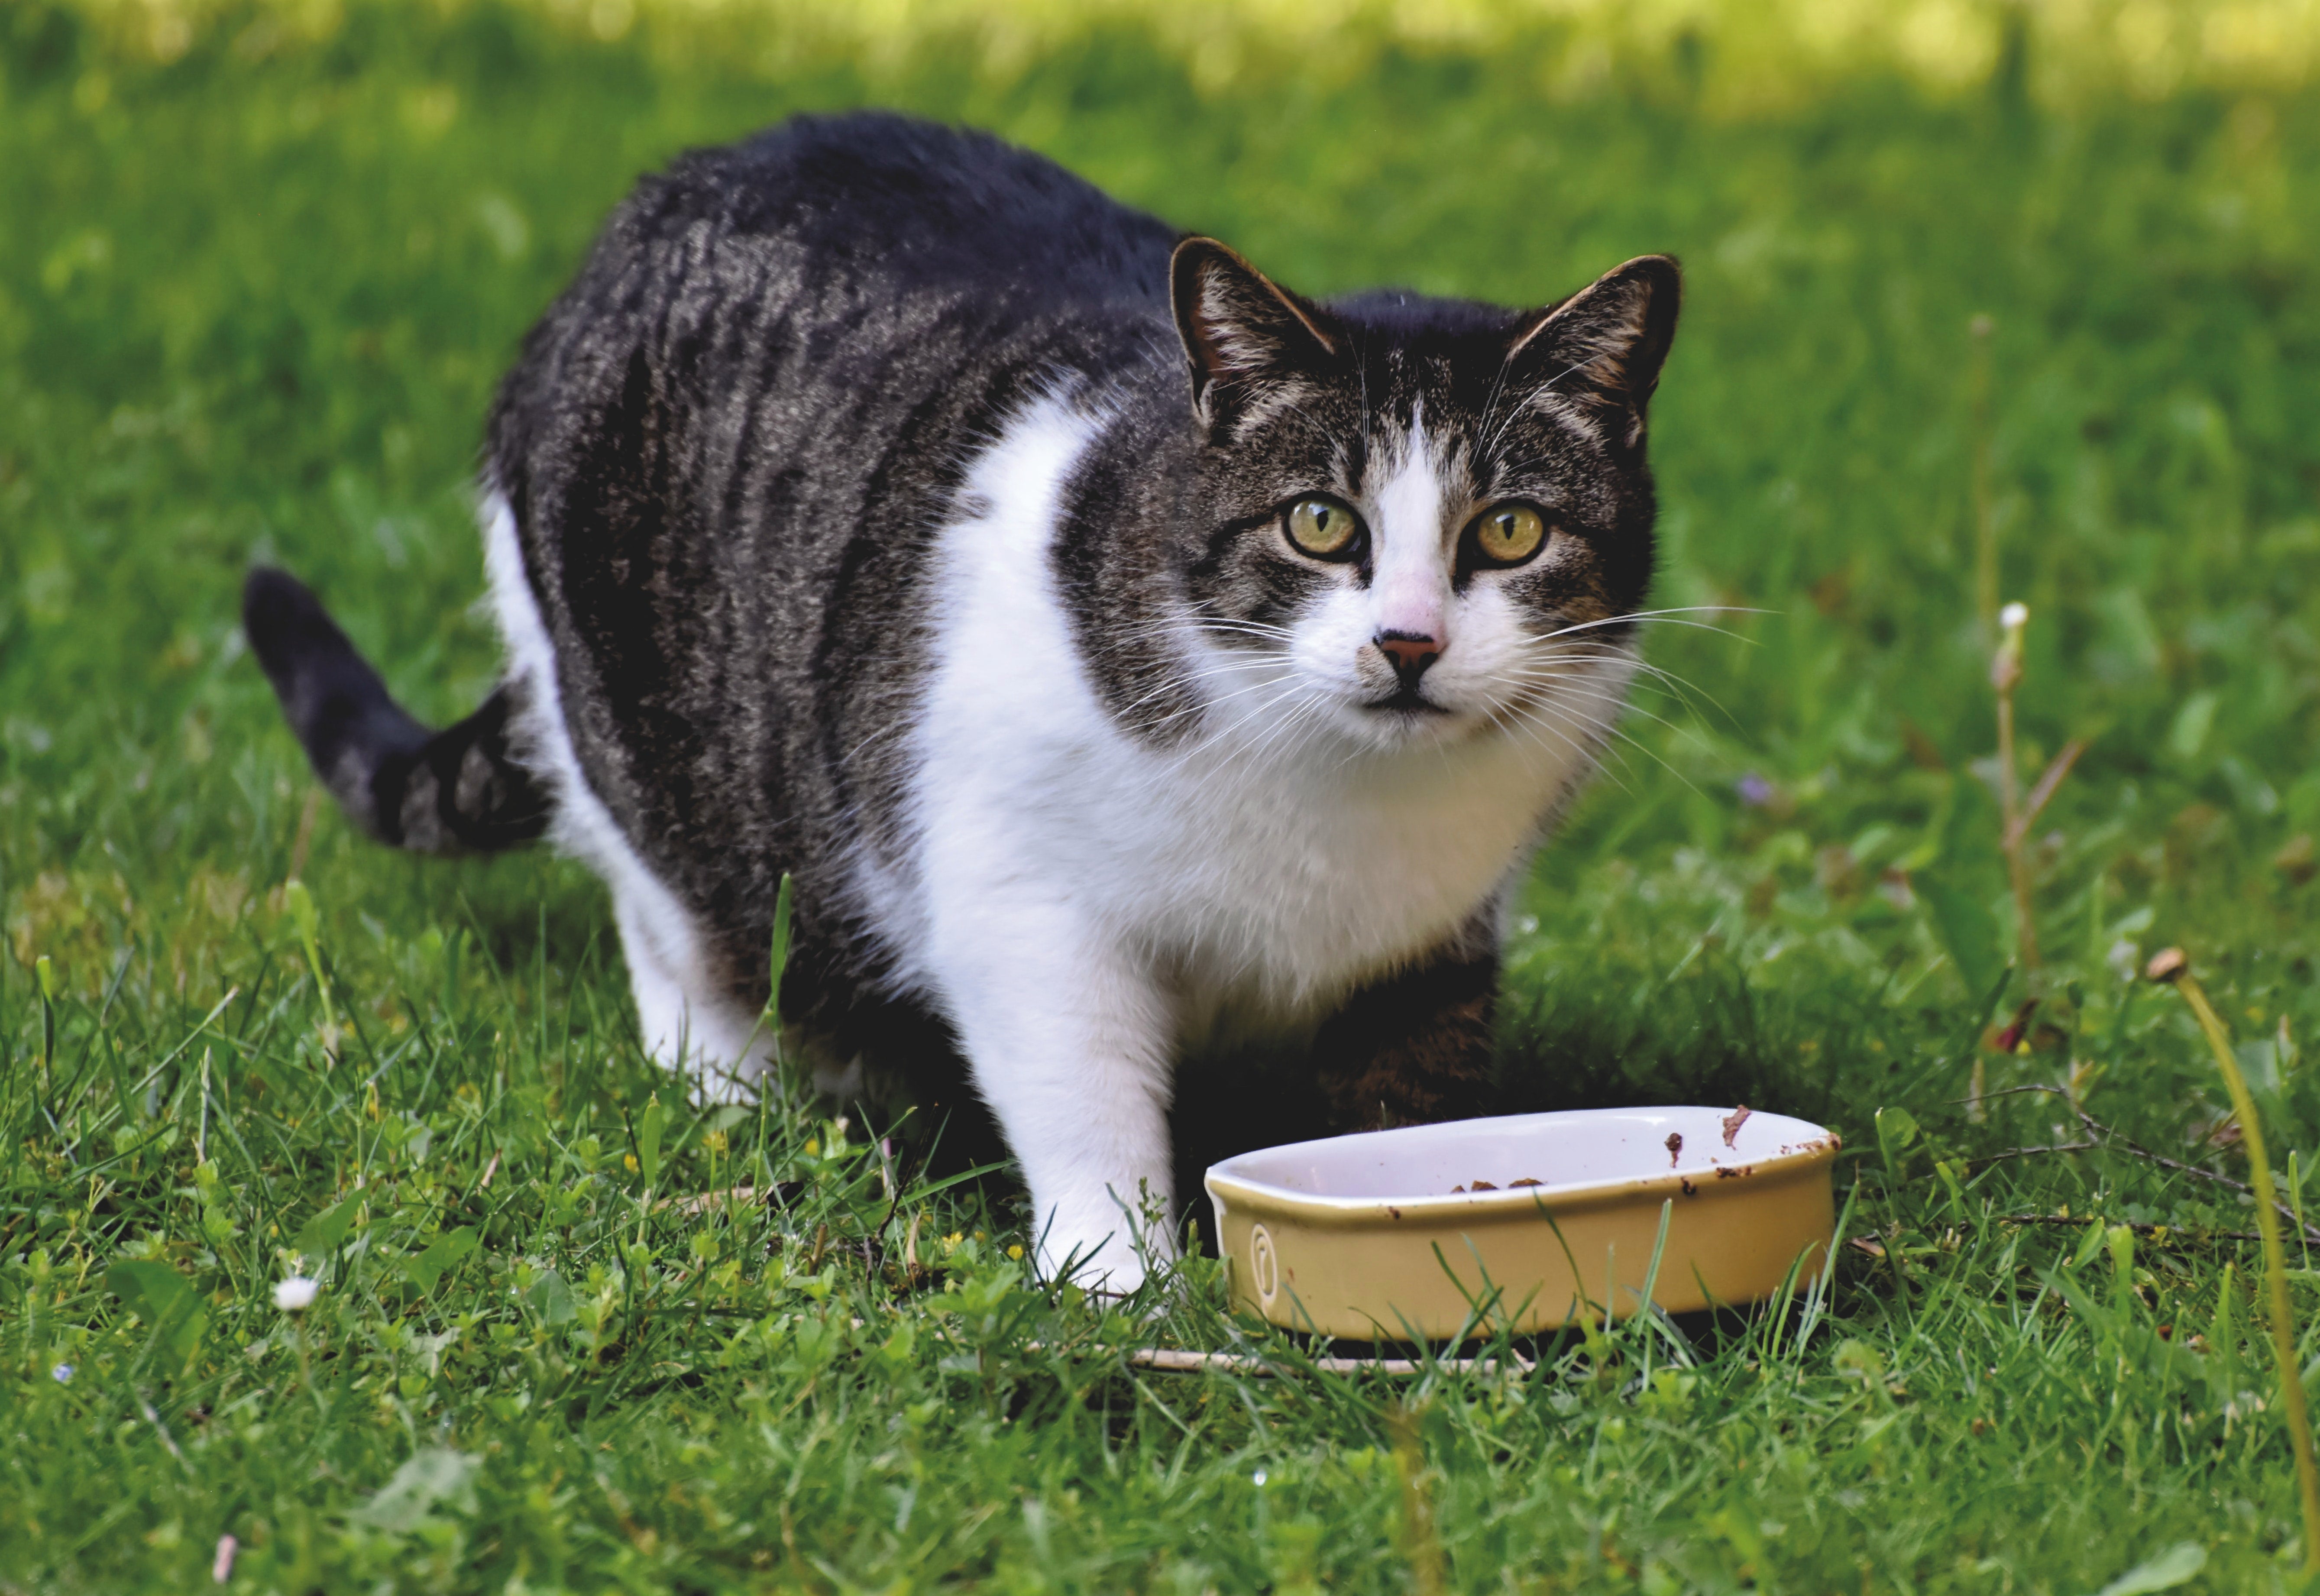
left=1163, top=237, right=1677, bottom=756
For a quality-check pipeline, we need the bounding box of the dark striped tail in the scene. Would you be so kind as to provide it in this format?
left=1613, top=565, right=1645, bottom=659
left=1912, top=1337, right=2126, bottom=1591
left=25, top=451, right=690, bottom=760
left=243, top=567, right=550, bottom=855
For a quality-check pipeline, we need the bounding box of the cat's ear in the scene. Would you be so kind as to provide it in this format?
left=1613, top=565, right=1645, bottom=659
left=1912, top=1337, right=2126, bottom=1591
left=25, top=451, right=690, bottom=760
left=1504, top=255, right=1680, bottom=450
left=1170, top=237, right=1342, bottom=429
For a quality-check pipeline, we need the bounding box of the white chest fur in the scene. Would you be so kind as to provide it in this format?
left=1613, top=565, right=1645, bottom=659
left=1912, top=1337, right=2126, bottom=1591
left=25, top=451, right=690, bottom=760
left=897, top=394, right=1613, bottom=1021
left=882, top=394, right=1621, bottom=1288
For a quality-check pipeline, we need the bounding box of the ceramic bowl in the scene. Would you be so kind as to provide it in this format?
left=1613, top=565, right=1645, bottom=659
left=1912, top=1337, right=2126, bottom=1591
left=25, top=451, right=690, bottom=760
left=1202, top=1107, right=1840, bottom=1341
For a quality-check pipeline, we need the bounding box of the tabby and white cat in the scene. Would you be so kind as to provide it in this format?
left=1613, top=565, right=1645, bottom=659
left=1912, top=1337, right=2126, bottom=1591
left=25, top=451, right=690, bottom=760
left=245, top=112, right=1679, bottom=1289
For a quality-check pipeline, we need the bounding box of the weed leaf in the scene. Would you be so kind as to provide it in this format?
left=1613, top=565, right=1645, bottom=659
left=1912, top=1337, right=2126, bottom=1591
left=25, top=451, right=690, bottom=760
left=105, top=1259, right=207, bottom=1366
left=638, top=1094, right=667, bottom=1186
left=405, top=1227, right=478, bottom=1295
left=1919, top=876, right=2003, bottom=1000
left=295, top=1191, right=362, bottom=1264
left=2092, top=1541, right=2205, bottom=1596
left=351, top=1447, right=479, bottom=1534
left=1875, top=1106, right=1922, bottom=1186
left=768, top=871, right=795, bottom=1012
left=523, top=1269, right=577, bottom=1327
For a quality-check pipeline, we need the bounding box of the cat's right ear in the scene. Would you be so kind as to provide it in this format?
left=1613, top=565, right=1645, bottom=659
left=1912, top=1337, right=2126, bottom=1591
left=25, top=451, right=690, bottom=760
left=1170, top=237, right=1342, bottom=431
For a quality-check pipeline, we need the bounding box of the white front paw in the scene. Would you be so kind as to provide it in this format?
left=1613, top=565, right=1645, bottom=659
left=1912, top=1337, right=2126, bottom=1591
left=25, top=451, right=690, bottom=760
left=1032, top=1185, right=1175, bottom=1295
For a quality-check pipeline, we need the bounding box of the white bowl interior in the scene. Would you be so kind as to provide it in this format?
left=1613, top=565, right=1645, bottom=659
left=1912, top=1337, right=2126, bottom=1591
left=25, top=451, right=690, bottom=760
left=1209, top=1107, right=1832, bottom=1203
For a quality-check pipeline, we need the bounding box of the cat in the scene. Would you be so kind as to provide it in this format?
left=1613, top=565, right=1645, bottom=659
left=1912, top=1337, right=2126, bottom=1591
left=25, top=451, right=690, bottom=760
left=243, top=110, right=1679, bottom=1291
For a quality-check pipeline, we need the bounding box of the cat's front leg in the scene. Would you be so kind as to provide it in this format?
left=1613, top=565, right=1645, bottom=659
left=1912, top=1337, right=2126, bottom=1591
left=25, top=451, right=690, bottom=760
left=1313, top=919, right=1500, bottom=1133
left=927, top=897, right=1177, bottom=1292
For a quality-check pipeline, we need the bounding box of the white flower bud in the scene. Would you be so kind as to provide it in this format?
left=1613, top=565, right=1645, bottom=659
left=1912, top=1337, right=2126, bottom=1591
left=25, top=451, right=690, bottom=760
left=273, top=1276, right=319, bottom=1312
left=1999, top=602, right=2028, bottom=630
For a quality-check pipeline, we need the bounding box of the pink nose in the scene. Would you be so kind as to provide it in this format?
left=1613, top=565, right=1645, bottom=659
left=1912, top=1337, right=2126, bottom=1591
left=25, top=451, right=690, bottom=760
left=1375, top=631, right=1440, bottom=677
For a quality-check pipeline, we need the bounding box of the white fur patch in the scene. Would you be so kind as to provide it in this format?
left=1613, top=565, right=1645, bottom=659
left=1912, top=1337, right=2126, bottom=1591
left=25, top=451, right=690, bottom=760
left=893, top=397, right=1629, bottom=1291
left=900, top=396, right=1179, bottom=1288
left=481, top=491, right=771, bottom=1101
left=1363, top=405, right=1455, bottom=647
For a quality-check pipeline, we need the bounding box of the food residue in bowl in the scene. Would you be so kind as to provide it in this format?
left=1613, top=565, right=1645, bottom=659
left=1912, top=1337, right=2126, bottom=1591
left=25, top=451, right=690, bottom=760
left=1450, top=1178, right=1543, bottom=1193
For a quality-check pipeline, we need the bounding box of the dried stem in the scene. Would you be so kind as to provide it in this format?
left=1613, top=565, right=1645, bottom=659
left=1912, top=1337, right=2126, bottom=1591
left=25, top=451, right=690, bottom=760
left=1991, top=602, right=2039, bottom=971
left=2013, top=738, right=2086, bottom=845
left=2152, top=953, right=2320, bottom=1573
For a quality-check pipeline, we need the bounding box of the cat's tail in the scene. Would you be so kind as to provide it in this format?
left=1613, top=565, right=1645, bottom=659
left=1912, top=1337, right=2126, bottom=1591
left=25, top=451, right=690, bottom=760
left=242, top=567, right=550, bottom=855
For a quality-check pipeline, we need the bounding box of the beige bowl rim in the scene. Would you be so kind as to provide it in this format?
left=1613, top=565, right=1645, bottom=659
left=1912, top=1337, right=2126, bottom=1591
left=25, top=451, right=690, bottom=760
left=1203, top=1107, right=1843, bottom=1231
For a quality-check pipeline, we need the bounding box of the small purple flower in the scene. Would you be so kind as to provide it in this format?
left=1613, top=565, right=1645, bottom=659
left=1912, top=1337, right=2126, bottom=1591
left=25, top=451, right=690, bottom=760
left=1737, top=773, right=1776, bottom=809
left=51, top=1363, right=73, bottom=1384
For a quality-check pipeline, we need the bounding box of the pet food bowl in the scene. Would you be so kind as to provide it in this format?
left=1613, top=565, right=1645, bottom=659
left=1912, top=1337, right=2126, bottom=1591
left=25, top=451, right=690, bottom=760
left=1203, top=1107, right=1840, bottom=1341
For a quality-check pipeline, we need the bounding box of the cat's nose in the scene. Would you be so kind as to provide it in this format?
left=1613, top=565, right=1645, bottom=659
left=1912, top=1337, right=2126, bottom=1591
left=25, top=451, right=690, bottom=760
left=1374, top=630, right=1441, bottom=684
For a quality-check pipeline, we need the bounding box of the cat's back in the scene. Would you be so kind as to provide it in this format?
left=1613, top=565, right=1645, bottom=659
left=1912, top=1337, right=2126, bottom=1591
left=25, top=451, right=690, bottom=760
left=621, top=112, right=1178, bottom=306
left=489, top=111, right=1180, bottom=541
left=484, top=113, right=1184, bottom=1008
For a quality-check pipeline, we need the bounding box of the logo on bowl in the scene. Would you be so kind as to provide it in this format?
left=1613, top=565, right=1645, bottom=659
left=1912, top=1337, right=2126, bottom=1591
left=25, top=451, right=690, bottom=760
left=1249, top=1224, right=1279, bottom=1307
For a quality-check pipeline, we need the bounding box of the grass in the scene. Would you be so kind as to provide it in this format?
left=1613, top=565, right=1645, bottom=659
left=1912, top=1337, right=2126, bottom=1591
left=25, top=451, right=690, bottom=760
left=5, top=0, right=2320, bottom=1589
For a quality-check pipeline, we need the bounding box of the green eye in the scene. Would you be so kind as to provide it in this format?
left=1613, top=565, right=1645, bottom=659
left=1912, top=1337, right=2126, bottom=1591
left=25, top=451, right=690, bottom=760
left=1285, top=497, right=1362, bottom=559
left=1471, top=503, right=1549, bottom=566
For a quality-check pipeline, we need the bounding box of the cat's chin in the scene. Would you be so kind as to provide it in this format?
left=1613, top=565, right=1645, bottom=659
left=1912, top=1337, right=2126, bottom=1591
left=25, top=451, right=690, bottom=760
left=1328, top=696, right=1483, bottom=752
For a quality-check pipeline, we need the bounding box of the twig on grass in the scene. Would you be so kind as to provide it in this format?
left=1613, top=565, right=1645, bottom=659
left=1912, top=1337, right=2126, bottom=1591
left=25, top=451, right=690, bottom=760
left=1016, top=1340, right=1533, bottom=1376
left=1964, top=1142, right=2100, bottom=1169
left=1126, top=1346, right=1531, bottom=1376
left=1959, top=1083, right=2320, bottom=1246
left=1999, top=1214, right=2263, bottom=1245
left=1952, top=1084, right=2094, bottom=1107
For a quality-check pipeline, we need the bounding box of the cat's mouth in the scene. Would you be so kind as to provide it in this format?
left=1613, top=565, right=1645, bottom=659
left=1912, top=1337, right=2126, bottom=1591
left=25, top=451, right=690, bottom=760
left=1364, top=686, right=1449, bottom=716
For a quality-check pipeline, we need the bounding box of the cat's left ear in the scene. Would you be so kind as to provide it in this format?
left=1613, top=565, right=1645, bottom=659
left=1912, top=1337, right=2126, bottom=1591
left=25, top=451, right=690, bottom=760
left=1505, top=255, right=1681, bottom=450
left=1170, top=237, right=1343, bottom=430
